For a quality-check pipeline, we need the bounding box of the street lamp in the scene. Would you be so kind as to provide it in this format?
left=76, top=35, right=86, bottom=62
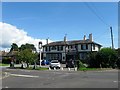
left=38, top=41, right=42, bottom=67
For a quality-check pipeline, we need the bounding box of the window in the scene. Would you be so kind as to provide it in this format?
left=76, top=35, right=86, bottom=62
left=93, top=44, right=95, bottom=50
left=45, top=47, right=48, bottom=51
left=51, top=46, right=56, bottom=50
left=81, top=45, right=83, bottom=50
left=60, top=46, right=63, bottom=51
left=49, top=46, right=51, bottom=51
left=57, top=46, right=59, bottom=51
left=86, top=44, right=88, bottom=49
left=81, top=44, right=88, bottom=50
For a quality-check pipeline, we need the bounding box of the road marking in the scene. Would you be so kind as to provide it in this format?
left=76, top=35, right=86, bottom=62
left=5, top=86, right=8, bottom=88
left=10, top=74, right=39, bottom=78
left=1, top=72, right=10, bottom=79
left=113, top=81, right=120, bottom=83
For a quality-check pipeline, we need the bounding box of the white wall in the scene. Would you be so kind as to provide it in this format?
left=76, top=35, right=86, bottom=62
left=92, top=44, right=99, bottom=51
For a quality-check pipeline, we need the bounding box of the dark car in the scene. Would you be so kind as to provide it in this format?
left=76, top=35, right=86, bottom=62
left=41, top=59, right=50, bottom=65
left=66, top=59, right=75, bottom=68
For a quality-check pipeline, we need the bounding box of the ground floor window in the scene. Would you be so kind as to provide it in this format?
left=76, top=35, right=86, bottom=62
left=46, top=53, right=62, bottom=61
left=79, top=53, right=87, bottom=60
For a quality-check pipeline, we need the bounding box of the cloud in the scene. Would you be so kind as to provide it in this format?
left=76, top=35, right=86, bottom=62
left=0, top=22, right=53, bottom=51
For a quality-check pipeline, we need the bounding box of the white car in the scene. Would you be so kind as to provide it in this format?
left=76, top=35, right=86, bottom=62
left=49, top=60, right=61, bottom=69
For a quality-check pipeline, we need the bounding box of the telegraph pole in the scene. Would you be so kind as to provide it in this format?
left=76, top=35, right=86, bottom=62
left=110, top=27, right=114, bottom=49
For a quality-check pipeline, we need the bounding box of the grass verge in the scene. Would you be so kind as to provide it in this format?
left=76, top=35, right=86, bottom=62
left=26, top=67, right=49, bottom=70
left=13, top=66, right=49, bottom=70
left=78, top=67, right=101, bottom=71
left=0, top=63, right=9, bottom=66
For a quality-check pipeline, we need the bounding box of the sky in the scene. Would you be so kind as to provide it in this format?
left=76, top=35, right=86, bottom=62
left=1, top=2, right=118, bottom=51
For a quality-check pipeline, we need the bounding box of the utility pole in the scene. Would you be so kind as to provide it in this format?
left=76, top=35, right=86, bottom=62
left=110, top=27, right=114, bottom=49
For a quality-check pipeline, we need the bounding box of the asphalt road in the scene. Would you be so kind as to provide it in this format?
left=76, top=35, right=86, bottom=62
left=1, top=67, right=119, bottom=88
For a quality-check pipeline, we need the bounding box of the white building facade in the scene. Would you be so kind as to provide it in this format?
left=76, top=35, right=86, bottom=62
left=42, top=34, right=102, bottom=63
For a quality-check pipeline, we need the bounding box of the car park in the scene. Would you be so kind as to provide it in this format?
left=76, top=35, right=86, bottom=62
left=41, top=59, right=50, bottom=65
left=49, top=60, right=61, bottom=69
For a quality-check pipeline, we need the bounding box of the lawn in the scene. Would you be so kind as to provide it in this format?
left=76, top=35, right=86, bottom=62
left=14, top=66, right=49, bottom=70
left=26, top=67, right=49, bottom=70
left=78, top=67, right=100, bottom=71
left=0, top=63, right=9, bottom=66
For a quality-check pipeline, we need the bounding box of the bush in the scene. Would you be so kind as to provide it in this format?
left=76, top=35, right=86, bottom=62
left=2, top=57, right=11, bottom=64
left=116, top=57, right=120, bottom=69
left=78, top=60, right=86, bottom=69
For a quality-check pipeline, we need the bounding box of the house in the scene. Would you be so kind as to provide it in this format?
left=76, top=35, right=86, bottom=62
left=42, top=34, right=102, bottom=63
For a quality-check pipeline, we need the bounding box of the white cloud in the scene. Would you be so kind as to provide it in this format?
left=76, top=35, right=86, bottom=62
left=0, top=22, right=53, bottom=51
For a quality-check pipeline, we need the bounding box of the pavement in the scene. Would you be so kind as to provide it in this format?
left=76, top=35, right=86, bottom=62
left=1, top=66, right=119, bottom=88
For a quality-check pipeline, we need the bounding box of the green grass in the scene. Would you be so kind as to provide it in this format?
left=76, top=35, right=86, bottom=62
left=26, top=67, right=49, bottom=70
left=78, top=67, right=100, bottom=71
left=0, top=63, right=9, bottom=66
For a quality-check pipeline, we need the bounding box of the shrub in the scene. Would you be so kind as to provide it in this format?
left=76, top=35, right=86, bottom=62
left=2, top=57, right=11, bottom=64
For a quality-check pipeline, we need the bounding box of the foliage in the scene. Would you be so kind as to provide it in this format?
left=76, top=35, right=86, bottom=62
left=19, top=43, right=36, bottom=51
left=116, top=57, right=120, bottom=69
left=98, top=48, right=117, bottom=68
left=79, top=67, right=99, bottom=71
left=79, top=60, right=86, bottom=68
left=10, top=43, right=19, bottom=51
left=87, top=48, right=118, bottom=68
left=8, top=43, right=38, bottom=68
left=18, top=49, right=38, bottom=68
left=2, top=57, right=11, bottom=64
left=87, top=52, right=101, bottom=68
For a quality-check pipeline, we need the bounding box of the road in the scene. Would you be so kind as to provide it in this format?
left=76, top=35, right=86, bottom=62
left=1, top=67, right=119, bottom=88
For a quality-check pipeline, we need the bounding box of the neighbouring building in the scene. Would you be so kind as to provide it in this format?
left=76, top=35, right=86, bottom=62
left=42, top=34, right=102, bottom=63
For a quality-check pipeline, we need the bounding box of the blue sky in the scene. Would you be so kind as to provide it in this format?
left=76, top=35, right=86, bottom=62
left=2, top=2, right=118, bottom=48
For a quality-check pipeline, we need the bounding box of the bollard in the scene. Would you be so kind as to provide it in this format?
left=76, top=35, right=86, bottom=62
left=68, top=67, right=70, bottom=71
left=49, top=67, right=51, bottom=70
left=61, top=67, right=63, bottom=70
left=54, top=67, right=56, bottom=70
left=74, top=67, right=77, bottom=71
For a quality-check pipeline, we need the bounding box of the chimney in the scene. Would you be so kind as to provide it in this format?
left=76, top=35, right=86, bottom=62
left=83, top=35, right=86, bottom=41
left=46, top=38, right=49, bottom=45
left=64, top=34, right=67, bottom=42
left=89, top=33, right=93, bottom=41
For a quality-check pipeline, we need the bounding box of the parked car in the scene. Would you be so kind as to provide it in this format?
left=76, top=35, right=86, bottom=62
left=66, top=59, right=75, bottom=68
left=49, top=60, right=61, bottom=69
left=41, top=59, right=50, bottom=65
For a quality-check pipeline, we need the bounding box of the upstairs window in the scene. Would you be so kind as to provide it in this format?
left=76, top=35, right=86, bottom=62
left=51, top=46, right=56, bottom=50
left=93, top=44, right=95, bottom=50
left=45, top=47, right=48, bottom=51
left=81, top=44, right=88, bottom=50
left=60, top=46, right=63, bottom=51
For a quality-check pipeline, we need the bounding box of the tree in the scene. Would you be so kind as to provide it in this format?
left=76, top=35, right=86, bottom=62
left=18, top=49, right=38, bottom=68
left=19, top=43, right=36, bottom=52
left=10, top=43, right=19, bottom=52
left=87, top=52, right=101, bottom=68
left=96, top=48, right=117, bottom=68
left=9, top=43, right=19, bottom=68
left=87, top=48, right=118, bottom=68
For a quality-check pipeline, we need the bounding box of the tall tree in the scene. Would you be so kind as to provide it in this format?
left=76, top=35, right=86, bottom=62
left=18, top=49, right=37, bottom=68
left=19, top=43, right=36, bottom=52
left=10, top=43, right=18, bottom=51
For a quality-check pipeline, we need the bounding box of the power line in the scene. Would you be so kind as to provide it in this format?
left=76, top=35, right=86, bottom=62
left=84, top=2, right=110, bottom=27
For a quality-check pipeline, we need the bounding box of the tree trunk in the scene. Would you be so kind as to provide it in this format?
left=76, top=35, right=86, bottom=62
left=33, top=62, right=37, bottom=69
left=27, top=63, right=29, bottom=68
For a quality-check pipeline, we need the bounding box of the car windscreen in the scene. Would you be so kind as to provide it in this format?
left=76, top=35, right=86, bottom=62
left=51, top=61, right=58, bottom=63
